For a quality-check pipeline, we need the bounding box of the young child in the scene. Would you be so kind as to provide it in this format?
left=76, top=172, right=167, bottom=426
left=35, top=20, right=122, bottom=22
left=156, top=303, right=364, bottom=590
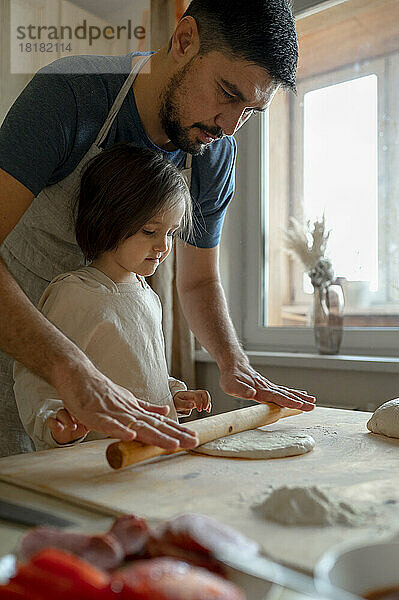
left=13, top=144, right=211, bottom=451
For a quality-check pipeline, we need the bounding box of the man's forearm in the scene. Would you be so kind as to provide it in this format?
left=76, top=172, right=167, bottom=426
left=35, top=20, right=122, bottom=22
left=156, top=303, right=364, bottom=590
left=177, top=277, right=248, bottom=370
left=0, top=257, right=92, bottom=387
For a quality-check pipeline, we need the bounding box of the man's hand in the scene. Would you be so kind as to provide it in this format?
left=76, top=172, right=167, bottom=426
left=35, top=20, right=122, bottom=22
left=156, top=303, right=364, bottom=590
left=174, top=389, right=212, bottom=416
left=55, top=363, right=199, bottom=450
left=175, top=243, right=315, bottom=413
left=47, top=408, right=89, bottom=445
left=219, top=358, right=316, bottom=411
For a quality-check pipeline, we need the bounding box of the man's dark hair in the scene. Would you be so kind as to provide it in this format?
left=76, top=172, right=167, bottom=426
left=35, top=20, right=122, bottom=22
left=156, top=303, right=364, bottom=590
left=75, top=143, right=192, bottom=262
left=179, top=0, right=298, bottom=91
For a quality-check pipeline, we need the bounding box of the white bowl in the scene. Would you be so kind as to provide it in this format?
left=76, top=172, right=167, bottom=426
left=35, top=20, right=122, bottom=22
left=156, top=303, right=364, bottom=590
left=315, top=540, right=399, bottom=598
left=225, top=564, right=273, bottom=600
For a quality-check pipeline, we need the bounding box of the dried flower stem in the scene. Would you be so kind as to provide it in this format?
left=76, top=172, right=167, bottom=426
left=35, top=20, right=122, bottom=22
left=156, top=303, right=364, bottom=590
left=285, top=215, right=334, bottom=288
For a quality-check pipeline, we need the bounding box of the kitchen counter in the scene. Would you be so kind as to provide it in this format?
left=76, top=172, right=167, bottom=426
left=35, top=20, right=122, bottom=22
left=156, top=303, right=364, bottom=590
left=0, top=407, right=398, bottom=577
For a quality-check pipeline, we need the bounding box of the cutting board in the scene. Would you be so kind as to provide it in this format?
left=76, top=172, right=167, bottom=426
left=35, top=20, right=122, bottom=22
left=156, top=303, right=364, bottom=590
left=1, top=407, right=399, bottom=571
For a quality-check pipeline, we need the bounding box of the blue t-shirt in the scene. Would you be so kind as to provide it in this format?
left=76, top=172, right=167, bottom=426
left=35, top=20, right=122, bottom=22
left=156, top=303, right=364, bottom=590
left=0, top=52, right=236, bottom=248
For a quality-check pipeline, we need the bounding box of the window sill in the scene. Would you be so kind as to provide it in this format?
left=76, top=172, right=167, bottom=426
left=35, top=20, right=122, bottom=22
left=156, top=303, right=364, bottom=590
left=280, top=305, right=399, bottom=327
left=195, top=349, right=399, bottom=374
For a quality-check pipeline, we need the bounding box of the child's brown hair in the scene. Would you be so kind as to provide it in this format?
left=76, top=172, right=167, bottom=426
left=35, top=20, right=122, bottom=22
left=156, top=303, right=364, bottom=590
left=75, top=143, right=192, bottom=262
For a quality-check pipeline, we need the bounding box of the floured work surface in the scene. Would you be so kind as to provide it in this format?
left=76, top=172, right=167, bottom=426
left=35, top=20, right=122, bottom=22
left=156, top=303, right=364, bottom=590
left=1, top=407, right=399, bottom=572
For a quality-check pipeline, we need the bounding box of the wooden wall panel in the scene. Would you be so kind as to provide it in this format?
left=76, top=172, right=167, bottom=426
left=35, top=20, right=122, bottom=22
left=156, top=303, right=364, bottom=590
left=150, top=0, right=175, bottom=48
left=296, top=0, right=399, bottom=79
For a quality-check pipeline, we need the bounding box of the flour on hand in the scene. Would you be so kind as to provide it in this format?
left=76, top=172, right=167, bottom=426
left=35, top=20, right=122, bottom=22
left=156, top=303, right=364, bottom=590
left=367, top=398, right=399, bottom=439
left=191, top=429, right=315, bottom=459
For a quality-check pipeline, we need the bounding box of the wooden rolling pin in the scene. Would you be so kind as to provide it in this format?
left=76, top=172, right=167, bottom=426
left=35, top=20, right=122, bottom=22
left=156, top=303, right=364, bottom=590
left=106, top=403, right=302, bottom=469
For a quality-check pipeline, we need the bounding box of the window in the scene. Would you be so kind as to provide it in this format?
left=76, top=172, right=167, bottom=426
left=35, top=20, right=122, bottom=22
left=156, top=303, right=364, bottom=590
left=239, top=0, right=399, bottom=356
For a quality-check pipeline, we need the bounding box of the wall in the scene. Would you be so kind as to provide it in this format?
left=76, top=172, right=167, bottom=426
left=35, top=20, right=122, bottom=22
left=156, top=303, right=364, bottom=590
left=196, top=359, right=399, bottom=415
left=1, top=0, right=158, bottom=122
left=0, top=0, right=31, bottom=121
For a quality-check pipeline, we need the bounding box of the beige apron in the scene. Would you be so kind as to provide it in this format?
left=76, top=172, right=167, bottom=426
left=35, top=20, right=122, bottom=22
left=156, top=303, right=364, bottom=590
left=0, top=55, right=192, bottom=457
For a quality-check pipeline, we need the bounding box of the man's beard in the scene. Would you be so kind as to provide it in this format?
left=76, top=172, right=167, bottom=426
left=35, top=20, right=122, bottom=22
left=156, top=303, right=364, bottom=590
left=159, top=60, right=223, bottom=155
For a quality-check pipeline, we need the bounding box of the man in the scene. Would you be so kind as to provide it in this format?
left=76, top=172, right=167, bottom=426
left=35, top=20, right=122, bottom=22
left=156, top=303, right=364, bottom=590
left=0, top=0, right=315, bottom=457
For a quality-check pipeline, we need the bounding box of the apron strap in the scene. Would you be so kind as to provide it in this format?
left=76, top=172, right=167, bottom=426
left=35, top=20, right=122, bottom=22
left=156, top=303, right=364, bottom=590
left=184, top=153, right=192, bottom=170
left=95, top=54, right=152, bottom=148
left=181, top=153, right=193, bottom=187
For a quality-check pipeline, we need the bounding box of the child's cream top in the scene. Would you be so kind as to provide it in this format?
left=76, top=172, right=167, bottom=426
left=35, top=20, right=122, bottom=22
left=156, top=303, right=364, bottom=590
left=13, top=266, right=185, bottom=450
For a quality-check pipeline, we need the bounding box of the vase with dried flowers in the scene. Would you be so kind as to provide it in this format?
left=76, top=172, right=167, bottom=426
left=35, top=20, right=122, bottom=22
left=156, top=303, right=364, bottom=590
left=285, top=215, right=344, bottom=354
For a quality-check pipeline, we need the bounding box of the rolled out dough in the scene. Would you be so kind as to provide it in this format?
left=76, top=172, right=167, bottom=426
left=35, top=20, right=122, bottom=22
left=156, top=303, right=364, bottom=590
left=191, top=429, right=315, bottom=459
left=367, top=398, right=399, bottom=439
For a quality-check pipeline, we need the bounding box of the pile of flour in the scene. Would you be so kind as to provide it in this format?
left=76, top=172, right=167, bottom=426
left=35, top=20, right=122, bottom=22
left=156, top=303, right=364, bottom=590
left=253, top=485, right=375, bottom=527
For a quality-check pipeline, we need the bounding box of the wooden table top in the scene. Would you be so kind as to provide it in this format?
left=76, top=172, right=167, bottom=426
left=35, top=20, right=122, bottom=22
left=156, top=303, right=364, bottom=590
left=0, top=407, right=398, bottom=572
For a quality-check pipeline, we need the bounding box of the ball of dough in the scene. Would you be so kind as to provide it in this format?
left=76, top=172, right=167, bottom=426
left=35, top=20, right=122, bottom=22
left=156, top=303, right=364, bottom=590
left=367, top=398, right=399, bottom=438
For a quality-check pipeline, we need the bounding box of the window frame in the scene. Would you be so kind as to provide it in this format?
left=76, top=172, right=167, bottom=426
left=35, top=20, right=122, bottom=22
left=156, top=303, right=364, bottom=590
left=237, top=72, right=399, bottom=358
left=291, top=58, right=387, bottom=307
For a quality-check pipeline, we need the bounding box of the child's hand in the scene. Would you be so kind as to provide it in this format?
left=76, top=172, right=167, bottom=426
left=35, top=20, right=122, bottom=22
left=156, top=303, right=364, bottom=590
left=173, top=389, right=212, bottom=417
left=47, top=408, right=89, bottom=445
